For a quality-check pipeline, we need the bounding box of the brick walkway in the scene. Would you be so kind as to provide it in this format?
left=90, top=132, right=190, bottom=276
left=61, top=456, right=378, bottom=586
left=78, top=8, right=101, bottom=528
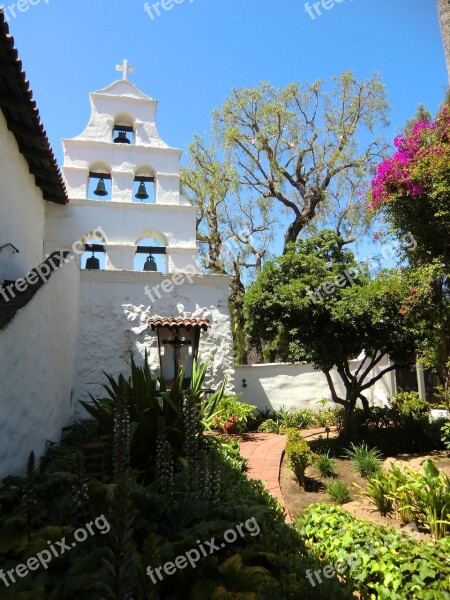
left=239, top=432, right=291, bottom=522
left=239, top=428, right=336, bottom=524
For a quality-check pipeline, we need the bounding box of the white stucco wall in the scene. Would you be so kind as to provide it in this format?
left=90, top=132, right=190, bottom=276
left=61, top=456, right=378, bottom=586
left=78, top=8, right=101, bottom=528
left=44, top=200, right=198, bottom=272
left=0, top=260, right=80, bottom=479
left=235, top=356, right=395, bottom=413
left=73, top=271, right=233, bottom=411
left=0, top=111, right=46, bottom=281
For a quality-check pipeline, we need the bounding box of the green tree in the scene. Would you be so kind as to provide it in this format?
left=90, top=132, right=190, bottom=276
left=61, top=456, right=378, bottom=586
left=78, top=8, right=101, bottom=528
left=369, top=102, right=450, bottom=391
left=214, top=71, right=390, bottom=253
left=183, top=73, right=390, bottom=361
left=244, top=231, right=417, bottom=439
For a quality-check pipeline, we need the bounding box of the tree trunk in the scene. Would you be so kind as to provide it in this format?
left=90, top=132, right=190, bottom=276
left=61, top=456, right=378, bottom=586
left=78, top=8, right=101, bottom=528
left=229, top=271, right=248, bottom=364
left=437, top=0, right=450, bottom=83
left=341, top=399, right=358, bottom=441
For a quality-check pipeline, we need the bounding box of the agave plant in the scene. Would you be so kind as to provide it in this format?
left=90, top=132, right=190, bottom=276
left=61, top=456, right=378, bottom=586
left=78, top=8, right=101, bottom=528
left=81, top=352, right=228, bottom=477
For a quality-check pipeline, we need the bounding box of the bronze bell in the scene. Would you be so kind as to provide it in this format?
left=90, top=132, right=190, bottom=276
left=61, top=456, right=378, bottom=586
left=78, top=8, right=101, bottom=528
left=94, top=178, right=108, bottom=197
left=114, top=130, right=130, bottom=144
left=86, top=252, right=100, bottom=270
left=143, top=254, right=157, bottom=272
left=135, top=181, right=149, bottom=200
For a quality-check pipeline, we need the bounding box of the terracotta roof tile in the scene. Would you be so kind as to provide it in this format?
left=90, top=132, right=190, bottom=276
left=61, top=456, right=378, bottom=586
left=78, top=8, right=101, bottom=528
left=0, top=12, right=68, bottom=204
left=148, top=317, right=210, bottom=331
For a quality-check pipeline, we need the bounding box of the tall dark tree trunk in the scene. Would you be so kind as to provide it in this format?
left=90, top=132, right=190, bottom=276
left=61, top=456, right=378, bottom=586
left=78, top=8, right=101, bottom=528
left=230, top=269, right=248, bottom=364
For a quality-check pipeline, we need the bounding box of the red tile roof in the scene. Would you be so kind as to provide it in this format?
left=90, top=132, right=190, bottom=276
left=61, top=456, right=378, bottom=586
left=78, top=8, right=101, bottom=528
left=0, top=13, right=68, bottom=204
left=148, top=317, right=210, bottom=331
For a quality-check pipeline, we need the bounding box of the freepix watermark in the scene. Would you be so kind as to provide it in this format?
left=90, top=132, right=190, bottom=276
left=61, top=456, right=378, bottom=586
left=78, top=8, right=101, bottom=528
left=0, top=227, right=106, bottom=304
left=0, top=514, right=110, bottom=588
left=146, top=516, right=261, bottom=584
left=144, top=0, right=194, bottom=21
left=304, top=0, right=356, bottom=20
left=0, top=0, right=50, bottom=22
left=306, top=233, right=417, bottom=304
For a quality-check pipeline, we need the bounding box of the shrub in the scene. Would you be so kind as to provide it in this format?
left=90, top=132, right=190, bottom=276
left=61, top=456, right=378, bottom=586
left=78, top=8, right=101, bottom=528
left=285, top=436, right=318, bottom=488
left=297, top=503, right=450, bottom=600
left=388, top=459, right=450, bottom=539
left=441, top=420, right=450, bottom=449
left=390, top=390, right=430, bottom=418
left=326, top=481, right=351, bottom=504
left=212, top=395, right=256, bottom=433
left=357, top=469, right=393, bottom=515
left=315, top=451, right=336, bottom=478
left=257, top=418, right=283, bottom=434
left=344, top=442, right=383, bottom=478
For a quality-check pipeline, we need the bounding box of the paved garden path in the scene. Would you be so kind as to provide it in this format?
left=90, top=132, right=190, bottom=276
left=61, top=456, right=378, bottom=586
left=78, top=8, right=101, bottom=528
left=239, top=428, right=335, bottom=524
left=239, top=432, right=291, bottom=522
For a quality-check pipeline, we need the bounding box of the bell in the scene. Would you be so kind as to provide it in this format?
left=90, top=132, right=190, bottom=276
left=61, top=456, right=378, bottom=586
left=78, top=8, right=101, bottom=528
left=114, top=130, right=130, bottom=144
left=143, top=254, right=157, bottom=272
left=86, top=252, right=100, bottom=270
left=93, top=178, right=108, bottom=197
left=135, top=181, right=149, bottom=200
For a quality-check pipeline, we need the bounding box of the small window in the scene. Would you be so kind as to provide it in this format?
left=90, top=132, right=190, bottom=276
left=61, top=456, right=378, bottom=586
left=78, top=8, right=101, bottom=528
left=113, top=126, right=134, bottom=145
left=88, top=173, right=112, bottom=201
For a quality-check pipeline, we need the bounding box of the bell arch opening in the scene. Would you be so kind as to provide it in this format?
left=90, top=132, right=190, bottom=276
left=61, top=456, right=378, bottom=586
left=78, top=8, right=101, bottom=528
left=133, top=165, right=156, bottom=203
left=88, top=162, right=112, bottom=201
left=134, top=234, right=167, bottom=272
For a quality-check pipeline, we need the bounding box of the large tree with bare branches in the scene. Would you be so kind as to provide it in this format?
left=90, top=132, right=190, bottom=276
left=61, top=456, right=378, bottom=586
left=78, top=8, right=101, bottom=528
left=214, top=71, right=390, bottom=254
left=437, top=0, right=450, bottom=82
left=182, top=72, right=390, bottom=362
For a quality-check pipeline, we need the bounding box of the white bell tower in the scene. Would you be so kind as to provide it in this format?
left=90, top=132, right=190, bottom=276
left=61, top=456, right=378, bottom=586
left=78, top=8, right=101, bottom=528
left=46, top=61, right=199, bottom=273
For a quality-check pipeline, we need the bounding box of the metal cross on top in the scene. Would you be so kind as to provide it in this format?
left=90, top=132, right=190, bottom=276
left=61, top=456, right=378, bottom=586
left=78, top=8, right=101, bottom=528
left=116, top=59, right=135, bottom=81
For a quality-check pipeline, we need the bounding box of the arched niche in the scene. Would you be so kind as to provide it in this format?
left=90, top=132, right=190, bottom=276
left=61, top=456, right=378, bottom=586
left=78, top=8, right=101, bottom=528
left=133, top=164, right=156, bottom=203
left=88, top=161, right=112, bottom=201
left=134, top=231, right=167, bottom=272
left=80, top=230, right=107, bottom=270
left=113, top=112, right=135, bottom=145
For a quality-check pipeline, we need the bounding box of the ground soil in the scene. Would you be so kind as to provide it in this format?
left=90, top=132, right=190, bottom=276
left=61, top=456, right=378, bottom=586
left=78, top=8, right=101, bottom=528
left=280, top=430, right=450, bottom=540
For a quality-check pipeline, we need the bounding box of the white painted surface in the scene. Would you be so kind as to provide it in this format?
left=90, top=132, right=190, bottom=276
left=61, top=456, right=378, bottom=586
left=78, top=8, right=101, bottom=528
left=50, top=79, right=199, bottom=272
left=0, top=112, right=46, bottom=281
left=235, top=356, right=394, bottom=412
left=73, top=271, right=234, bottom=410
left=0, top=261, right=80, bottom=479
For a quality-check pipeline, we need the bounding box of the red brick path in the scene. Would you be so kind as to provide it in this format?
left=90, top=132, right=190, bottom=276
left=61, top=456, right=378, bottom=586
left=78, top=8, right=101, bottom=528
left=239, top=432, right=291, bottom=522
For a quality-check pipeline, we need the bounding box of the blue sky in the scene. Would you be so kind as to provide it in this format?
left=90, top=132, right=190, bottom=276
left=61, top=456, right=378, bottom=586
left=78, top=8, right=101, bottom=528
left=4, top=0, right=448, bottom=262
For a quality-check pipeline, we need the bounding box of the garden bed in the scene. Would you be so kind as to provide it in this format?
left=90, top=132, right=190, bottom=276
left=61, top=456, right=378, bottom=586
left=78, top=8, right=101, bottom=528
left=281, top=444, right=450, bottom=541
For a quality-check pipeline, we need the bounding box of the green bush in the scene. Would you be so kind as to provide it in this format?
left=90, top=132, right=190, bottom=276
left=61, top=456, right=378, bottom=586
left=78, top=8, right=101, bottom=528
left=389, top=459, right=450, bottom=539
left=211, top=395, right=256, bottom=433
left=390, top=390, right=430, bottom=418
left=326, top=481, right=351, bottom=504
left=315, top=451, right=336, bottom=478
left=357, top=469, right=394, bottom=516
left=297, top=503, right=450, bottom=600
left=257, top=418, right=283, bottom=434
left=344, top=442, right=383, bottom=478
left=285, top=435, right=318, bottom=488
left=441, top=420, right=450, bottom=449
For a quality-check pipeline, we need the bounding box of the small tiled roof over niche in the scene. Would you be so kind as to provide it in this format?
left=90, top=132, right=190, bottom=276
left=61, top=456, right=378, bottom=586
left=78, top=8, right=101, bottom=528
left=148, top=317, right=211, bottom=331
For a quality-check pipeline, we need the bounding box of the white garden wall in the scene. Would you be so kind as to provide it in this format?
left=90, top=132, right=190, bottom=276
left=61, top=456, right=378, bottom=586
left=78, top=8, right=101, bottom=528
left=235, top=356, right=395, bottom=413
left=73, top=270, right=234, bottom=409
left=0, top=261, right=80, bottom=479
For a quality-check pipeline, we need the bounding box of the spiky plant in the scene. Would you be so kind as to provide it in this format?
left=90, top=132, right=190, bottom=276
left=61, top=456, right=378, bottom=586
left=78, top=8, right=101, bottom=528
left=98, top=378, right=137, bottom=599
left=156, top=418, right=174, bottom=499
left=21, top=450, right=37, bottom=542
left=70, top=451, right=90, bottom=524
left=112, top=377, right=131, bottom=481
